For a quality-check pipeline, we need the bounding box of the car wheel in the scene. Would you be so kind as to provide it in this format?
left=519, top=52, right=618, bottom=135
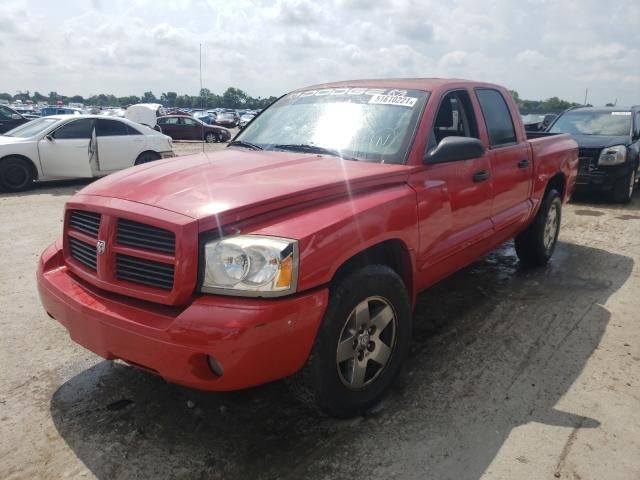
left=0, top=156, right=34, bottom=192
left=296, top=265, right=412, bottom=418
left=612, top=167, right=636, bottom=204
left=205, top=132, right=217, bottom=143
left=134, top=151, right=161, bottom=165
left=515, top=189, right=562, bottom=266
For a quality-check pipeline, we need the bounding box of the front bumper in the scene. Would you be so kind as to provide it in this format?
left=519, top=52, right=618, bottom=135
left=575, top=161, right=634, bottom=192
left=160, top=150, right=176, bottom=159
left=38, top=241, right=328, bottom=391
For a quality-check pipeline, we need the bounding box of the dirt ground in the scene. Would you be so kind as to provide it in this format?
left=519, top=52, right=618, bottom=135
left=1, top=143, right=639, bottom=479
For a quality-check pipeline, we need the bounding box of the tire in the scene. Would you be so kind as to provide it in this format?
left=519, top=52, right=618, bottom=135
left=612, top=167, right=636, bottom=204
left=205, top=132, right=217, bottom=143
left=0, top=156, right=34, bottom=192
left=297, top=265, right=412, bottom=417
left=216, top=133, right=226, bottom=143
left=134, top=152, right=161, bottom=166
left=515, top=189, right=562, bottom=266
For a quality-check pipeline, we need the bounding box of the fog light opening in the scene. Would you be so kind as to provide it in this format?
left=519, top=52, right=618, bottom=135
left=207, top=355, right=225, bottom=378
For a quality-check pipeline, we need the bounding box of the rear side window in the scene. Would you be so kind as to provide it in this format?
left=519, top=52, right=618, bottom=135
left=126, top=124, right=142, bottom=135
left=96, top=119, right=128, bottom=137
left=476, top=89, right=517, bottom=147
left=0, top=106, right=14, bottom=120
left=52, top=119, right=93, bottom=139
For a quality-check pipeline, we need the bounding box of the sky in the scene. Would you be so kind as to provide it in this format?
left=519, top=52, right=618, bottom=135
left=2, top=0, right=639, bottom=105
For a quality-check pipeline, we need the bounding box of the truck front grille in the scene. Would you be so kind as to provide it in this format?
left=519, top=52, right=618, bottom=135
left=117, top=218, right=176, bottom=254
left=69, top=210, right=101, bottom=238
left=578, top=148, right=604, bottom=176
left=115, top=253, right=175, bottom=290
left=69, top=237, right=97, bottom=270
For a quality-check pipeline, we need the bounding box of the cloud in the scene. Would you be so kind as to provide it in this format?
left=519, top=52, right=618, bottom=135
left=0, top=0, right=638, bottom=106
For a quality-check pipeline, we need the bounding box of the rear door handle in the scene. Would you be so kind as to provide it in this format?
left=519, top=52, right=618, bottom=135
left=518, top=159, right=530, bottom=169
left=472, top=170, right=490, bottom=182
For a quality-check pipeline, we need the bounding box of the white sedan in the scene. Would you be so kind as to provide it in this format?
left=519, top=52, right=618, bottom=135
left=0, top=115, right=174, bottom=192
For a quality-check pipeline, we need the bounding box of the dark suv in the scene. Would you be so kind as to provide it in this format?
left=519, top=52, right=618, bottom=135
left=547, top=106, right=640, bottom=203
left=0, top=105, right=30, bottom=134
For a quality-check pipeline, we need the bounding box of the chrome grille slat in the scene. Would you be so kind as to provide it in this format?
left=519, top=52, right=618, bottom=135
left=69, top=237, right=97, bottom=270
left=69, top=210, right=101, bottom=237
left=117, top=219, right=175, bottom=254
left=116, top=253, right=175, bottom=290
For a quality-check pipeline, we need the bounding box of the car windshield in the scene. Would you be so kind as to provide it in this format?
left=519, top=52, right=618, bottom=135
left=234, top=88, right=429, bottom=164
left=549, top=111, right=632, bottom=136
left=3, top=117, right=59, bottom=137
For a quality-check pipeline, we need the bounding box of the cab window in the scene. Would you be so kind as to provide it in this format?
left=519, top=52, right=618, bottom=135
left=475, top=89, right=517, bottom=147
left=431, top=90, right=479, bottom=147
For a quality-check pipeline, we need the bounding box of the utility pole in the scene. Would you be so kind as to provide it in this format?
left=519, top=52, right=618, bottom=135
left=199, top=43, right=203, bottom=95
left=583, top=88, right=589, bottom=105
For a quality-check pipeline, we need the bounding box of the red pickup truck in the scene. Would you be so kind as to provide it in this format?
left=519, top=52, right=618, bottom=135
left=38, top=79, right=578, bottom=417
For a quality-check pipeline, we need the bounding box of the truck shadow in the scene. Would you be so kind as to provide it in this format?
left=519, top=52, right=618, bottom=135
left=50, top=241, right=633, bottom=480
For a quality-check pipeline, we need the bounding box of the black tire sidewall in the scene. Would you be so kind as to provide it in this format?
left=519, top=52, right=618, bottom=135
left=0, top=157, right=33, bottom=192
left=613, top=168, right=635, bottom=204
left=306, top=265, right=412, bottom=417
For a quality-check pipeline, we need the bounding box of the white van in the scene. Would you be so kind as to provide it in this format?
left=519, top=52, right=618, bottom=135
left=124, top=103, right=166, bottom=129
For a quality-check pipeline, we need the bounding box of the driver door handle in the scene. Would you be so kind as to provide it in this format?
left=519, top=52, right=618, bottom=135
left=472, top=170, right=490, bottom=182
left=518, top=159, right=530, bottom=169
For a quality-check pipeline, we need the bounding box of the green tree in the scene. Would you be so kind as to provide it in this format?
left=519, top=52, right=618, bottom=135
left=222, top=87, right=248, bottom=108
left=141, top=91, right=157, bottom=103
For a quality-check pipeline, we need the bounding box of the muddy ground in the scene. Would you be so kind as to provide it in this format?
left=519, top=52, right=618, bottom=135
left=1, top=143, right=639, bottom=479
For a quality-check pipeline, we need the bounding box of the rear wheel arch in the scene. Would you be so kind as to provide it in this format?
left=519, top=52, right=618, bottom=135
left=134, top=150, right=161, bottom=165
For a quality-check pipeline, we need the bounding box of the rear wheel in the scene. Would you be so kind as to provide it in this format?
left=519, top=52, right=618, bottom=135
left=612, top=168, right=636, bottom=204
left=515, top=189, right=562, bottom=266
left=296, top=265, right=412, bottom=417
left=134, top=151, right=161, bottom=165
left=0, top=156, right=34, bottom=192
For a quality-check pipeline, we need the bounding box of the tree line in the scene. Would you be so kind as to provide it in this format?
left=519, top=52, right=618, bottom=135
left=0, top=87, right=279, bottom=110
left=1, top=87, right=587, bottom=113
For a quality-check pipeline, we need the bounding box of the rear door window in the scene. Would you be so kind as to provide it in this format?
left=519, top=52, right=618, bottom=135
left=96, top=119, right=128, bottom=137
left=475, top=89, right=517, bottom=147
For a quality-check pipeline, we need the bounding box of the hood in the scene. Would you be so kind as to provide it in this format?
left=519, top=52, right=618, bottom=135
left=572, top=134, right=631, bottom=149
left=79, top=149, right=411, bottom=228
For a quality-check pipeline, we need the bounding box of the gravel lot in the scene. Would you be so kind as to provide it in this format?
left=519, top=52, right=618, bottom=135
left=1, top=144, right=639, bottom=479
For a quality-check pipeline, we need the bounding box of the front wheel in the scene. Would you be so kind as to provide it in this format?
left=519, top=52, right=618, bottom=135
left=515, top=189, right=562, bottom=266
left=612, top=167, right=636, bottom=204
left=297, top=265, right=412, bottom=417
left=205, top=132, right=217, bottom=143
left=0, top=156, right=34, bottom=192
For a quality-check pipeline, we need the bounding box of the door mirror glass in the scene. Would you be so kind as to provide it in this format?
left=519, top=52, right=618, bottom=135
left=424, top=136, right=485, bottom=164
left=11, top=113, right=23, bottom=120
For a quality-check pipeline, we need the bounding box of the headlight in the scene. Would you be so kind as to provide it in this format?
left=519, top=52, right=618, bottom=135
left=598, top=145, right=627, bottom=166
left=201, top=235, right=298, bottom=297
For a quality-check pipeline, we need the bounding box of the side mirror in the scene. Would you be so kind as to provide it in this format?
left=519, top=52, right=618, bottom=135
left=424, top=136, right=486, bottom=164
left=11, top=113, right=22, bottom=120
left=45, top=134, right=54, bottom=142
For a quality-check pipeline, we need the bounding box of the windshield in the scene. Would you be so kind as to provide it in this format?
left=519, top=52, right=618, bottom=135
left=234, top=88, right=429, bottom=164
left=549, top=111, right=632, bottom=136
left=3, top=117, right=59, bottom=137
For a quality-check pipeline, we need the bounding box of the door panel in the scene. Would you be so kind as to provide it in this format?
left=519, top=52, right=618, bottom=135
left=411, top=157, right=493, bottom=272
left=95, top=119, right=142, bottom=171
left=488, top=143, right=532, bottom=230
left=38, top=119, right=94, bottom=178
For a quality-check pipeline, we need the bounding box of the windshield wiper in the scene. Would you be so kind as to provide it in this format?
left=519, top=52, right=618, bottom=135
left=227, top=140, right=263, bottom=150
left=272, top=144, right=359, bottom=161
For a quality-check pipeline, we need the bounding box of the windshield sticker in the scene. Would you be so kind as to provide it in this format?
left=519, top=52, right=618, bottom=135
left=368, top=94, right=417, bottom=107
left=611, top=111, right=631, bottom=116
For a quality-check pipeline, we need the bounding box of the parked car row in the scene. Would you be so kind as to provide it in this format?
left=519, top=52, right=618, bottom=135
left=0, top=115, right=173, bottom=191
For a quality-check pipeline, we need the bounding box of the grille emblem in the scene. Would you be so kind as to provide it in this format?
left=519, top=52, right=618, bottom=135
left=96, top=240, right=106, bottom=255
